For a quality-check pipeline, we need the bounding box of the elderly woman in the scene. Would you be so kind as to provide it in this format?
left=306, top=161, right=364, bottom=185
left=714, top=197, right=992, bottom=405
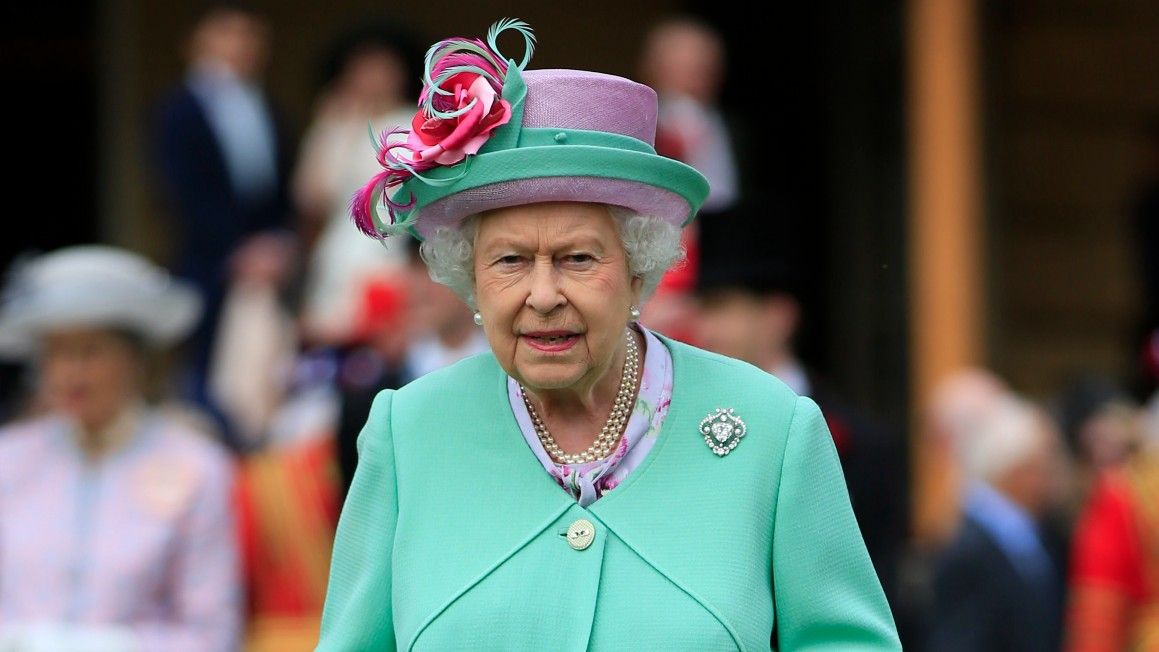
left=318, top=20, right=899, bottom=650
left=0, top=246, right=240, bottom=651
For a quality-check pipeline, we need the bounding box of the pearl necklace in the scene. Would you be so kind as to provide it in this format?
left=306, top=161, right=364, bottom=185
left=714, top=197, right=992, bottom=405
left=520, top=331, right=641, bottom=464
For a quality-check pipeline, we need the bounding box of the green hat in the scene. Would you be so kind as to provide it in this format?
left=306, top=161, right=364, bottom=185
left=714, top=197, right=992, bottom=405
left=351, top=19, right=710, bottom=241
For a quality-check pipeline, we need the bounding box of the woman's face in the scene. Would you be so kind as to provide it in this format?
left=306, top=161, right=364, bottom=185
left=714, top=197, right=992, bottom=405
left=473, top=203, right=642, bottom=395
left=342, top=48, right=405, bottom=105
left=39, top=328, right=140, bottom=430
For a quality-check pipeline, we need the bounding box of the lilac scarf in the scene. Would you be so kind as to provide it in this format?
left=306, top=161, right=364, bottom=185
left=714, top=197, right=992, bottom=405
left=508, top=327, right=673, bottom=506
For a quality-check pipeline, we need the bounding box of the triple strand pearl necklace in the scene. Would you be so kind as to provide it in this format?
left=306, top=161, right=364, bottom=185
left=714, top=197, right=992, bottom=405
left=520, top=331, right=641, bottom=464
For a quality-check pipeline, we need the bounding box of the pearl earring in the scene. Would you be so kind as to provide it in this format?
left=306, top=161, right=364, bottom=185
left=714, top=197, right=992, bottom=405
left=473, top=311, right=483, bottom=326
left=629, top=306, right=641, bottom=321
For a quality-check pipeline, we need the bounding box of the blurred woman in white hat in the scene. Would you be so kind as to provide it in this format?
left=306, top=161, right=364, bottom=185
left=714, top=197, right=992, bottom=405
left=0, top=246, right=241, bottom=651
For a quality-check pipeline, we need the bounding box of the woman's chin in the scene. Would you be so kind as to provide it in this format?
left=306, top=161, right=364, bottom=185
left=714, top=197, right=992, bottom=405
left=50, top=397, right=92, bottom=420
left=515, top=362, right=587, bottom=393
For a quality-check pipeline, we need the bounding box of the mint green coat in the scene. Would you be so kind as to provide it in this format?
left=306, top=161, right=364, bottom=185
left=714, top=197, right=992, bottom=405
left=317, top=336, right=900, bottom=650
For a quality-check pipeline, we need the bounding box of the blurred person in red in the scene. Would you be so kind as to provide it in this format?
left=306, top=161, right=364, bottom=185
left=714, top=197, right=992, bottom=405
left=637, top=16, right=741, bottom=342
left=222, top=240, right=408, bottom=651
left=1055, top=375, right=1142, bottom=521
left=332, top=277, right=410, bottom=500
left=334, top=238, right=487, bottom=495
left=219, top=259, right=333, bottom=651
left=930, top=394, right=1068, bottom=652
left=228, top=279, right=407, bottom=652
left=693, top=254, right=909, bottom=621
left=1065, top=391, right=1159, bottom=650
left=292, top=21, right=425, bottom=347
left=152, top=1, right=294, bottom=449
left=231, top=237, right=485, bottom=649
left=234, top=368, right=345, bottom=652
left=227, top=271, right=406, bottom=651
left=0, top=246, right=240, bottom=651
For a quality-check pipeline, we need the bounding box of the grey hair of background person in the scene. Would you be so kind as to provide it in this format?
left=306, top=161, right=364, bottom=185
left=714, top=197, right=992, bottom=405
left=958, top=394, right=1052, bottom=484
left=418, top=206, right=683, bottom=309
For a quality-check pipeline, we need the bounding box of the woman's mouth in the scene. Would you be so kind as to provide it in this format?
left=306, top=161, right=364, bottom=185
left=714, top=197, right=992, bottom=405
left=523, top=332, right=580, bottom=352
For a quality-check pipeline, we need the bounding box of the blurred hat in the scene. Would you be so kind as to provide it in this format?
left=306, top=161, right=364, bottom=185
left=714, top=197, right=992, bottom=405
left=692, top=190, right=805, bottom=299
left=695, top=257, right=802, bottom=299
left=353, top=279, right=406, bottom=343
left=0, top=245, right=202, bottom=357
left=351, top=19, right=710, bottom=241
left=695, top=205, right=802, bottom=299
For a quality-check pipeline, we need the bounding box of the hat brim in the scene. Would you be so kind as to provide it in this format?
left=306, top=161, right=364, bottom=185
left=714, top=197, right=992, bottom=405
left=0, top=283, right=202, bottom=359
left=396, top=145, right=709, bottom=240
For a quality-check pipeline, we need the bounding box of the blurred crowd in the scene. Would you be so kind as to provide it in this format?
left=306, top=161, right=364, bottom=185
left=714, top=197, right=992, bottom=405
left=909, top=369, right=1159, bottom=650
left=0, top=4, right=1157, bottom=652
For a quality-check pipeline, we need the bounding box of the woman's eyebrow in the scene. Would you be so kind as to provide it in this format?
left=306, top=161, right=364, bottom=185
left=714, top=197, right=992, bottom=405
left=478, top=238, right=529, bottom=254
left=480, top=234, right=607, bottom=254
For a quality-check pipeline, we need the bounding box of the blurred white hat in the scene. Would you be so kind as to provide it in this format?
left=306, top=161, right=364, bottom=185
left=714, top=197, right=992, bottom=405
left=0, top=245, right=202, bottom=358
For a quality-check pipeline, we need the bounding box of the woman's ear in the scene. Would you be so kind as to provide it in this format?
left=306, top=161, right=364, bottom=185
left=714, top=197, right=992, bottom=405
left=630, top=275, right=645, bottom=306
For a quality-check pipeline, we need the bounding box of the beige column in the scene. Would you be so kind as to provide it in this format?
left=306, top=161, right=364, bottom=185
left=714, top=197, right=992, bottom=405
left=907, top=0, right=984, bottom=545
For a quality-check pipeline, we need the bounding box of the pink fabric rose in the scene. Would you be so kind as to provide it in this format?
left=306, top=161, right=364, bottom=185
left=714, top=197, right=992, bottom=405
left=407, top=72, right=512, bottom=166
left=351, top=20, right=531, bottom=238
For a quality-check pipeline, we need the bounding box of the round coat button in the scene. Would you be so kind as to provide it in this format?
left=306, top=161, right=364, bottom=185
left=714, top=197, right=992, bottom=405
left=566, top=518, right=595, bottom=551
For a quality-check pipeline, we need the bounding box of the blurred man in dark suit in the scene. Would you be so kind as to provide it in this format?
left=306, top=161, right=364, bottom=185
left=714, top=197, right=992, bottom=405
left=930, top=395, right=1066, bottom=652
left=152, top=2, right=293, bottom=446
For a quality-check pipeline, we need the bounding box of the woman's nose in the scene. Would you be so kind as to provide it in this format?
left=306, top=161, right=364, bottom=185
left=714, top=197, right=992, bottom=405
left=526, top=259, right=565, bottom=314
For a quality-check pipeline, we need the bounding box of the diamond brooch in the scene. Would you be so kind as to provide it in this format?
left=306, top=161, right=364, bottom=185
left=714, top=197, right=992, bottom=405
left=700, top=408, right=747, bottom=457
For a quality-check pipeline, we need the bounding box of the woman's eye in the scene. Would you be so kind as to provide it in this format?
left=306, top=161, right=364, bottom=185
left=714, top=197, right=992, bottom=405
left=564, top=254, right=594, bottom=264
left=497, top=255, right=523, bottom=265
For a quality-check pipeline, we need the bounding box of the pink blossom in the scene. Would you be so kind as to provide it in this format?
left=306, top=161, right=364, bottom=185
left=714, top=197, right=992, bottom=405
left=407, top=74, right=512, bottom=166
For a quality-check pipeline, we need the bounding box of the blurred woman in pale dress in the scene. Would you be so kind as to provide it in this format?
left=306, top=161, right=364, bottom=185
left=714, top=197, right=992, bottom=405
left=0, top=246, right=240, bottom=652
